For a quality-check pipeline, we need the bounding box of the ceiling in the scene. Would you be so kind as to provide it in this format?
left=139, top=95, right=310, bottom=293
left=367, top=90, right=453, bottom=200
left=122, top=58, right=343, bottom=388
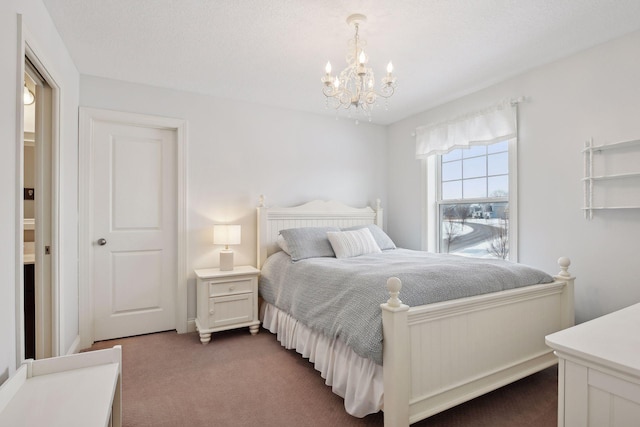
left=42, top=0, right=640, bottom=125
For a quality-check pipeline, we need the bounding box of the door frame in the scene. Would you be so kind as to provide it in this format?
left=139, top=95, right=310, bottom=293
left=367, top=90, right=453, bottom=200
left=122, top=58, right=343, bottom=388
left=15, top=15, right=61, bottom=364
left=24, top=61, right=55, bottom=360
left=78, top=107, right=188, bottom=349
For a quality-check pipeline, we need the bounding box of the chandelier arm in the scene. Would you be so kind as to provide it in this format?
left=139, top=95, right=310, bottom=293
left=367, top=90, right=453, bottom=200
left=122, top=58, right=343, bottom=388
left=322, top=86, right=336, bottom=98
left=375, top=86, right=395, bottom=99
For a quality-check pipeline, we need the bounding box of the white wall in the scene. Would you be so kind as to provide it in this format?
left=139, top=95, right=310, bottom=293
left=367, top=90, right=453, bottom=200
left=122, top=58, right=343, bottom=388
left=0, top=0, right=79, bottom=380
left=387, top=30, right=640, bottom=324
left=80, top=75, right=388, bottom=322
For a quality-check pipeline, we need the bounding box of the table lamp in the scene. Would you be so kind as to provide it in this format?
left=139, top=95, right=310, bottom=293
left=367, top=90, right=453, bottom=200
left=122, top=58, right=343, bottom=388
left=213, top=224, right=241, bottom=271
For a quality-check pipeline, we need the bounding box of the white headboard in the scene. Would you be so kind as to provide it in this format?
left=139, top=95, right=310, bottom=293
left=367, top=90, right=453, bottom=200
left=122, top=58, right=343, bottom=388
left=256, top=196, right=383, bottom=269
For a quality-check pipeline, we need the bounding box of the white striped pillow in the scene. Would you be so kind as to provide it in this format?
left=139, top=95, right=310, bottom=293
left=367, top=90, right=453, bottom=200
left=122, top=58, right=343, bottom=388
left=326, top=228, right=382, bottom=259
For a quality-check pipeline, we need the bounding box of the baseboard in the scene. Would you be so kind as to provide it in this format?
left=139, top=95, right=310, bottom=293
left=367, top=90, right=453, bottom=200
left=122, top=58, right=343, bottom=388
left=186, top=318, right=197, bottom=333
left=66, top=335, right=82, bottom=355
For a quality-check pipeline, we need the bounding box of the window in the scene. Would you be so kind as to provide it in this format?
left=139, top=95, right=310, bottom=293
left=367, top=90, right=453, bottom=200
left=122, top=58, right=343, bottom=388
left=416, top=99, right=519, bottom=260
left=425, top=139, right=517, bottom=260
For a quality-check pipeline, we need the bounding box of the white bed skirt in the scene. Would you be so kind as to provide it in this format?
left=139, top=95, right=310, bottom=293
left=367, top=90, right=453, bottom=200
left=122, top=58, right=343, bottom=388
left=260, top=302, right=384, bottom=417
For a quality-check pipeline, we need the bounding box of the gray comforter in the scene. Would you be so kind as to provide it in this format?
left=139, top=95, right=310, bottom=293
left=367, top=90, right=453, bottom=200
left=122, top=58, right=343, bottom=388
left=259, top=249, right=554, bottom=365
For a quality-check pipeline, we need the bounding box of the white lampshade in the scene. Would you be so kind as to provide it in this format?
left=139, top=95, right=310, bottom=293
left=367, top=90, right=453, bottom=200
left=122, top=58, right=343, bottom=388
left=213, top=224, right=241, bottom=271
left=213, top=224, right=241, bottom=247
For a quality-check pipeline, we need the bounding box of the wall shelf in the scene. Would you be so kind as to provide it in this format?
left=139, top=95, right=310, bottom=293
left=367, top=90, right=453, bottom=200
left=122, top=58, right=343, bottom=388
left=583, top=138, right=640, bottom=219
left=582, top=206, right=640, bottom=211
left=583, top=172, right=640, bottom=182
left=582, top=138, right=640, bottom=152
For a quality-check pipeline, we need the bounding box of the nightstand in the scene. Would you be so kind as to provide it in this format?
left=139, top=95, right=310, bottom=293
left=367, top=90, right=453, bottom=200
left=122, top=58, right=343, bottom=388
left=194, top=265, right=260, bottom=344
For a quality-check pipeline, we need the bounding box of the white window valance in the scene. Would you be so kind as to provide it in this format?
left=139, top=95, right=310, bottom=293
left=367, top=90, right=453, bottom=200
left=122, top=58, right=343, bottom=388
left=415, top=99, right=517, bottom=159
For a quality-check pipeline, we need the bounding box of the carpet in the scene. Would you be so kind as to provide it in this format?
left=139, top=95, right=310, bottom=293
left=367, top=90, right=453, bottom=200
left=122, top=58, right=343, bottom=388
left=89, top=328, right=557, bottom=426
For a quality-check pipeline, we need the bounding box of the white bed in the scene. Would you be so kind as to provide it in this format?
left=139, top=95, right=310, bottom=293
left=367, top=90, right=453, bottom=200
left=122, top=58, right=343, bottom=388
left=256, top=197, right=575, bottom=426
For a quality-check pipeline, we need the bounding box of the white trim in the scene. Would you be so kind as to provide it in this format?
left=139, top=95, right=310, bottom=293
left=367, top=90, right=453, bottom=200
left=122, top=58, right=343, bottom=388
left=65, top=335, right=81, bottom=355
left=186, top=318, right=197, bottom=333
left=15, top=14, right=26, bottom=368
left=421, top=156, right=437, bottom=252
left=78, top=108, right=188, bottom=349
left=176, top=116, right=188, bottom=334
left=25, top=44, right=61, bottom=358
left=509, top=136, right=519, bottom=261
left=77, top=109, right=92, bottom=349
left=16, top=15, right=64, bottom=363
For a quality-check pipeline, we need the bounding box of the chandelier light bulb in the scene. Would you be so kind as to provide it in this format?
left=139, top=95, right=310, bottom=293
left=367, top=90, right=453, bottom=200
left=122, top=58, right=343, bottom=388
left=325, top=61, right=332, bottom=74
left=358, top=51, right=366, bottom=65
left=334, top=77, right=340, bottom=88
left=387, top=62, right=394, bottom=74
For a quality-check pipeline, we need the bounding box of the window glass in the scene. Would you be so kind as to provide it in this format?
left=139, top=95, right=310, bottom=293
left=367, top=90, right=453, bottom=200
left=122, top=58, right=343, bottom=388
left=439, top=201, right=510, bottom=259
left=488, top=152, right=509, bottom=175
left=462, top=145, right=486, bottom=158
left=463, top=177, right=487, bottom=198
left=436, top=140, right=512, bottom=259
left=488, top=175, right=509, bottom=197
left=487, top=140, right=509, bottom=154
left=462, top=156, right=487, bottom=179
left=442, top=180, right=462, bottom=200
left=442, top=150, right=462, bottom=162
left=441, top=160, right=462, bottom=181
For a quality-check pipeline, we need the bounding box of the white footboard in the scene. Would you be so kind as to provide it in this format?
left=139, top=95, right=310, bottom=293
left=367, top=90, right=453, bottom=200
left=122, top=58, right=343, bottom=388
left=381, top=258, right=575, bottom=426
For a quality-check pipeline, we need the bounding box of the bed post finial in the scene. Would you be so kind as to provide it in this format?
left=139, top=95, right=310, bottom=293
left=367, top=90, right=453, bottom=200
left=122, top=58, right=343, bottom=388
left=557, top=257, right=571, bottom=278
left=386, top=277, right=403, bottom=308
left=376, top=198, right=381, bottom=210
left=258, top=195, right=265, bottom=208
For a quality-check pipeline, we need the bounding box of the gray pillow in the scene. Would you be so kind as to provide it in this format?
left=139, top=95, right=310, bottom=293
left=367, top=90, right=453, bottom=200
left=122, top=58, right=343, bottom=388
left=279, top=226, right=340, bottom=261
left=342, top=224, right=396, bottom=250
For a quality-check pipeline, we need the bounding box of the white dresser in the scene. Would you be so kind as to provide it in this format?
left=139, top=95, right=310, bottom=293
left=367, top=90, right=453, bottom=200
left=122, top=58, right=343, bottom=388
left=546, top=303, right=640, bottom=427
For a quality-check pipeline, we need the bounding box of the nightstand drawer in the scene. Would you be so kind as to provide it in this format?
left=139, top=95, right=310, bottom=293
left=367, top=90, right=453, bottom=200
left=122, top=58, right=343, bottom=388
left=209, top=293, right=254, bottom=328
left=208, top=278, right=254, bottom=297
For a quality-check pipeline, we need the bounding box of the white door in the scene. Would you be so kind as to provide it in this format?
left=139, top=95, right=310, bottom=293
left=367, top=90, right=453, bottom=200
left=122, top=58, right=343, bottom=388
left=92, top=120, right=177, bottom=341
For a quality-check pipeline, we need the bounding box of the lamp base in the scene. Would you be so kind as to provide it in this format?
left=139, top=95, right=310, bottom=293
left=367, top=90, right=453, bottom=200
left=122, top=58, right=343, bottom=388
left=220, top=250, right=234, bottom=271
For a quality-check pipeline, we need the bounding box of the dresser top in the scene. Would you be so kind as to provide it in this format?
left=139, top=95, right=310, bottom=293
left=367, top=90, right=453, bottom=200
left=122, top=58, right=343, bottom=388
left=546, top=302, right=640, bottom=377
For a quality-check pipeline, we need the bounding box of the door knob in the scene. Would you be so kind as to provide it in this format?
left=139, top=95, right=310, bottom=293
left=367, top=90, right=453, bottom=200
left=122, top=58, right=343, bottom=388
left=97, top=238, right=107, bottom=246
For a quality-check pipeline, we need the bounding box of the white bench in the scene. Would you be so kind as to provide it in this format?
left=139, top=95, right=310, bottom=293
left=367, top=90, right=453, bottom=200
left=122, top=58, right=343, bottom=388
left=0, top=345, right=122, bottom=427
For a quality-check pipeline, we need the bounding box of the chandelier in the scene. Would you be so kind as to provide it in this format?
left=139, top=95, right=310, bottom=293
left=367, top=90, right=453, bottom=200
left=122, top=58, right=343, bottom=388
left=321, top=14, right=396, bottom=123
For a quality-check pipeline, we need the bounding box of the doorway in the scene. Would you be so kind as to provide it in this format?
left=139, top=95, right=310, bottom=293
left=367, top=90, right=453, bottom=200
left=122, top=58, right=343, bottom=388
left=20, top=55, right=57, bottom=361
left=78, top=108, right=188, bottom=348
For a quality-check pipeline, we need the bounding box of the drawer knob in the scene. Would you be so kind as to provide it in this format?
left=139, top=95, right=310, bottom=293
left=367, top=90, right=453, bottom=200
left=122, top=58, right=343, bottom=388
left=229, top=285, right=235, bottom=291
left=209, top=309, right=215, bottom=314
